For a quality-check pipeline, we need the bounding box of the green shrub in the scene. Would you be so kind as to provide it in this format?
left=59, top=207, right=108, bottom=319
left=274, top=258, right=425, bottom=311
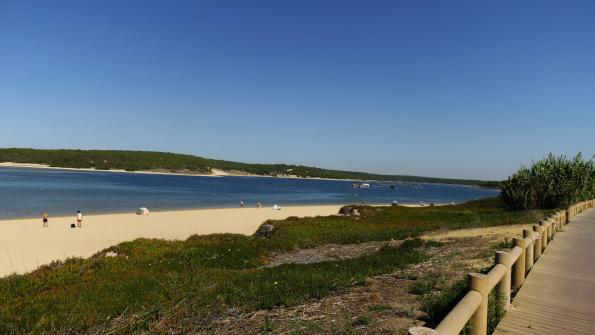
left=409, top=274, right=440, bottom=295
left=409, top=281, right=435, bottom=296
left=422, top=277, right=505, bottom=334
left=261, top=199, right=543, bottom=251
left=500, top=153, right=595, bottom=210
left=422, top=279, right=468, bottom=324
left=352, top=315, right=370, bottom=326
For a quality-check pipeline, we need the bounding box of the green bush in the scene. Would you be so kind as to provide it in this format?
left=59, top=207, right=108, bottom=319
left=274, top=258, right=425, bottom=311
left=352, top=315, right=371, bottom=326
left=500, top=153, right=595, bottom=210
left=409, top=277, right=438, bottom=295
left=422, top=279, right=504, bottom=334
left=422, top=279, right=468, bottom=324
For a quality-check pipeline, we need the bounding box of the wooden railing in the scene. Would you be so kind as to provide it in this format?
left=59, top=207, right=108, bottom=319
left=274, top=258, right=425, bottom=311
left=408, top=199, right=595, bottom=335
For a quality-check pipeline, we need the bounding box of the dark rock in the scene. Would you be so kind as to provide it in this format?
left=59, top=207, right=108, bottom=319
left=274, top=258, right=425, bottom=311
left=255, top=224, right=275, bottom=238
left=339, top=205, right=360, bottom=216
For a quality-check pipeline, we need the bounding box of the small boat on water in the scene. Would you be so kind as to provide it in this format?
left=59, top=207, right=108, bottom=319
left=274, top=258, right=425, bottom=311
left=352, top=183, right=370, bottom=188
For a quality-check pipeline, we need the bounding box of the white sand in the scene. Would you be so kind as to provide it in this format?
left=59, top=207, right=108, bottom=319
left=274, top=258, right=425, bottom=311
left=0, top=162, right=224, bottom=177
left=0, top=205, right=341, bottom=277
left=0, top=163, right=359, bottom=181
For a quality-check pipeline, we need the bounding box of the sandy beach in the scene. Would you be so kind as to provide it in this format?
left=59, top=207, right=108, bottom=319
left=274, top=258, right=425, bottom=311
left=0, top=205, right=341, bottom=277
left=0, top=162, right=236, bottom=177
left=0, top=162, right=357, bottom=181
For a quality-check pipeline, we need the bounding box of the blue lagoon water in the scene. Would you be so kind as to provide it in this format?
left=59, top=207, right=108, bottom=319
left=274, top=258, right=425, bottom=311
left=0, top=167, right=499, bottom=219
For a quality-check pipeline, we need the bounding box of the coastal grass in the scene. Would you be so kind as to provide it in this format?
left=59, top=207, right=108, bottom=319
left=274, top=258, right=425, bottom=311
left=501, top=153, right=595, bottom=210
left=0, top=240, right=426, bottom=334
left=0, top=198, right=546, bottom=334
left=422, top=278, right=505, bottom=334
left=265, top=197, right=546, bottom=250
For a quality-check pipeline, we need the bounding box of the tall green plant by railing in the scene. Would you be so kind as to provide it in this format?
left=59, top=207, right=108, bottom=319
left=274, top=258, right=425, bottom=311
left=501, top=153, right=595, bottom=210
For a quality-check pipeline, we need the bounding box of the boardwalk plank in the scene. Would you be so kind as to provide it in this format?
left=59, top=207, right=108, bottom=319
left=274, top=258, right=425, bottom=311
left=493, top=208, right=595, bottom=335
left=500, top=308, right=595, bottom=330
left=507, top=301, right=595, bottom=323
left=500, top=309, right=595, bottom=331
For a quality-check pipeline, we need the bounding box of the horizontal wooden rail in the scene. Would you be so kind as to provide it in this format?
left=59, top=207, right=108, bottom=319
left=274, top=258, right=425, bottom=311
left=409, top=199, right=595, bottom=335
left=433, top=291, right=482, bottom=335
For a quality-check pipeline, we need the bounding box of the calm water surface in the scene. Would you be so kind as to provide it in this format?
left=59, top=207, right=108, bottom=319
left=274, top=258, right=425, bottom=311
left=0, top=167, right=499, bottom=219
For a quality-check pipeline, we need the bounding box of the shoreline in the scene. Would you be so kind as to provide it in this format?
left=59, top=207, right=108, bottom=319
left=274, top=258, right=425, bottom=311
left=0, top=202, right=443, bottom=222
left=0, top=163, right=498, bottom=188
left=0, top=162, right=237, bottom=178
left=0, top=202, right=443, bottom=277
left=0, top=205, right=343, bottom=277
left=0, top=162, right=361, bottom=182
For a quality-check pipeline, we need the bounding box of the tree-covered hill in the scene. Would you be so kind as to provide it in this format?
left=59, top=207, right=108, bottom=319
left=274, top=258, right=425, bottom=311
left=0, top=148, right=497, bottom=186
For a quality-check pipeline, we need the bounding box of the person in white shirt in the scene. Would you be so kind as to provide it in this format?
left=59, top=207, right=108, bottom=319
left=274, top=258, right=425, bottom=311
left=76, top=210, right=83, bottom=227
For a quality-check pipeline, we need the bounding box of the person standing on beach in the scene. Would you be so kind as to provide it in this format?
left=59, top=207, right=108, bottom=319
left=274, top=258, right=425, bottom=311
left=76, top=210, right=83, bottom=227
left=42, top=211, right=49, bottom=227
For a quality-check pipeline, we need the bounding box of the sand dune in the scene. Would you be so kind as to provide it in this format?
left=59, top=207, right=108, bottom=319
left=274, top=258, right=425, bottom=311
left=0, top=205, right=341, bottom=277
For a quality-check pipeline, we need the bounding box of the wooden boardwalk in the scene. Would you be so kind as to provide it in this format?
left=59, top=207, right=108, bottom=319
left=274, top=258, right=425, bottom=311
left=494, top=208, right=595, bottom=335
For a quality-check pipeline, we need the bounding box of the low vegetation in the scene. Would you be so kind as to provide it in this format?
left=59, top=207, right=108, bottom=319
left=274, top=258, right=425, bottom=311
left=264, top=197, right=543, bottom=250
left=0, top=238, right=426, bottom=334
left=408, top=273, right=440, bottom=295
left=421, top=277, right=505, bottom=334
left=0, top=148, right=498, bottom=185
left=500, top=153, right=595, bottom=210
left=0, top=198, right=546, bottom=334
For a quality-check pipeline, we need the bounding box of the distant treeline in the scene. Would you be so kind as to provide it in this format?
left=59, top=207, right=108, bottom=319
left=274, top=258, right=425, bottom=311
left=0, top=148, right=498, bottom=186
left=501, top=153, right=595, bottom=210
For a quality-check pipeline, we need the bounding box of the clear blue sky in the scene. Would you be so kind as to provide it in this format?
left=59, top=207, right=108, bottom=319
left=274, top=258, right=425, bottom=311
left=1, top=1, right=593, bottom=180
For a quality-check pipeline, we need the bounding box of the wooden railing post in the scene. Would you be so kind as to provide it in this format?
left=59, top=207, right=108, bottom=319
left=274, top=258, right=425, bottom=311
left=539, top=220, right=552, bottom=251
left=522, top=230, right=534, bottom=273
left=512, top=238, right=526, bottom=289
left=555, top=215, right=560, bottom=234
left=533, top=226, right=544, bottom=259
left=495, top=251, right=513, bottom=311
left=469, top=273, right=489, bottom=335
left=406, top=200, right=594, bottom=335
left=546, top=218, right=554, bottom=239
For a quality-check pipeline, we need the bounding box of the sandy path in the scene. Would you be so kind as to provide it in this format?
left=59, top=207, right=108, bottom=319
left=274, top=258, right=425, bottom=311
left=0, top=205, right=340, bottom=277
left=423, top=224, right=532, bottom=240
